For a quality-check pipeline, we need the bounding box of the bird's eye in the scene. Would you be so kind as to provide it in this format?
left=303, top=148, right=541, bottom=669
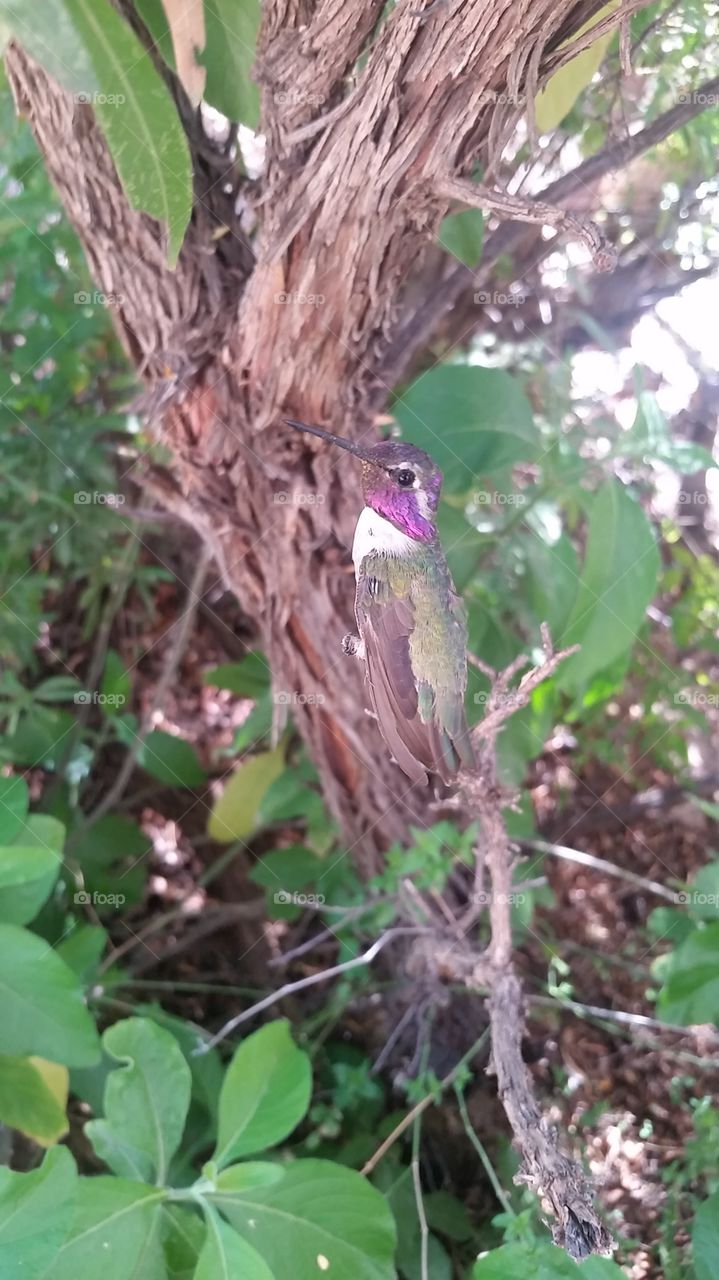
left=395, top=469, right=415, bottom=487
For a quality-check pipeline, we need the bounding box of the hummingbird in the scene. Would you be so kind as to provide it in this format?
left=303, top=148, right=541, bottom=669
left=286, top=419, right=476, bottom=787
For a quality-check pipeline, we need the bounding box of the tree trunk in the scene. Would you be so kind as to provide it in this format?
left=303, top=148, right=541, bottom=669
left=6, top=0, right=645, bottom=862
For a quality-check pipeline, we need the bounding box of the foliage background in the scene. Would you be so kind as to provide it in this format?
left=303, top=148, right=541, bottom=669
left=0, top=2, right=718, bottom=1278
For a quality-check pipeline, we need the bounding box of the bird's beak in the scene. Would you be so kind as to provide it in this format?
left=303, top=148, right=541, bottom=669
left=285, top=418, right=380, bottom=467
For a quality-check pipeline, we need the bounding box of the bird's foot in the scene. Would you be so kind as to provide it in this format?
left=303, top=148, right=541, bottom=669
left=342, top=633, right=365, bottom=660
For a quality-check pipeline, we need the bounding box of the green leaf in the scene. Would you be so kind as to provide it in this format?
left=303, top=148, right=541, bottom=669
left=210, top=1159, right=397, bottom=1280
left=196, top=1205, right=274, bottom=1280
left=202, top=0, right=261, bottom=126
left=557, top=480, right=659, bottom=690
left=0, top=842, right=61, bottom=924
left=525, top=531, right=580, bottom=637
left=203, top=653, right=270, bottom=697
left=693, top=1189, right=719, bottom=1280
left=438, top=208, right=484, bottom=267
left=0, top=1054, right=68, bottom=1145
left=687, top=863, right=719, bottom=921
left=21, top=812, right=66, bottom=850
left=657, top=923, right=719, bottom=1025
left=71, top=0, right=192, bottom=262
left=0, top=2, right=99, bottom=93
left=0, top=1146, right=76, bottom=1279
left=86, top=1017, right=191, bottom=1184
left=44, top=1176, right=166, bottom=1280
left=101, top=649, right=131, bottom=713
left=141, top=730, right=207, bottom=787
left=0, top=776, right=28, bottom=844
left=163, top=1204, right=205, bottom=1278
left=393, top=365, right=538, bottom=494
left=214, top=1021, right=311, bottom=1167
left=535, top=3, right=618, bottom=133
left=0, top=923, right=100, bottom=1066
left=208, top=746, right=285, bottom=842
left=436, top=502, right=487, bottom=592
left=473, top=1241, right=625, bottom=1278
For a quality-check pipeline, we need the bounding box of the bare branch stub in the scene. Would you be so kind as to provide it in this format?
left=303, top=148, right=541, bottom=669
left=463, top=627, right=613, bottom=1259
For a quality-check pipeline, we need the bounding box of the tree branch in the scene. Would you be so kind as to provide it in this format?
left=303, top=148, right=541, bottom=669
left=463, top=626, right=613, bottom=1259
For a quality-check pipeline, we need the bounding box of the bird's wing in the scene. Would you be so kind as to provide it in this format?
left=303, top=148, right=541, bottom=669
left=356, top=566, right=460, bottom=786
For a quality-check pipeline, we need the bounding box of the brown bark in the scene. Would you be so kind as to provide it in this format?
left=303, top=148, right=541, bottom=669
left=6, top=0, right=649, bottom=862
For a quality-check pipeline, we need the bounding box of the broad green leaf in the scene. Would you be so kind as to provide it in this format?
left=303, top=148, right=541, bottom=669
left=525, top=531, right=580, bottom=636
left=657, top=923, right=719, bottom=1025
left=214, top=1021, right=311, bottom=1167
left=384, top=1167, right=451, bottom=1280
left=0, top=1054, right=68, bottom=1145
left=438, top=208, right=484, bottom=267
left=0, top=1146, right=76, bottom=1278
left=0, top=1, right=98, bottom=93
left=68, top=0, right=192, bottom=263
left=393, top=365, right=538, bottom=494
left=208, top=746, right=285, bottom=842
left=535, top=3, right=618, bottom=133
left=0, top=923, right=100, bottom=1066
left=557, top=480, right=659, bottom=690
left=693, top=1190, right=719, bottom=1280
left=56, top=924, right=108, bottom=980
left=202, top=0, right=261, bottom=126
left=161, top=0, right=205, bottom=106
left=86, top=1017, right=191, bottom=1184
left=141, top=730, right=207, bottom=787
left=196, top=1205, right=274, bottom=1280
left=0, top=842, right=61, bottom=924
left=623, top=392, right=718, bottom=472
left=203, top=653, right=270, bottom=697
left=163, top=1204, right=205, bottom=1278
left=687, top=863, right=719, bottom=921
left=210, top=1158, right=396, bottom=1280
left=436, top=502, right=487, bottom=592
left=473, top=1241, right=625, bottom=1277
left=101, top=649, right=131, bottom=713
left=0, top=775, right=28, bottom=844
left=44, top=1177, right=166, bottom=1280
left=20, top=812, right=66, bottom=850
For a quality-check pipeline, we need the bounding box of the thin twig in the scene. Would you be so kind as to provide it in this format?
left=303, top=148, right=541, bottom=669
left=523, top=838, right=678, bottom=903
left=439, top=177, right=616, bottom=271
left=454, top=1083, right=515, bottom=1216
left=361, top=1028, right=491, bottom=1176
left=532, top=994, right=719, bottom=1043
left=198, top=928, right=430, bottom=1052
left=462, top=625, right=614, bottom=1259
left=412, top=1114, right=429, bottom=1280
